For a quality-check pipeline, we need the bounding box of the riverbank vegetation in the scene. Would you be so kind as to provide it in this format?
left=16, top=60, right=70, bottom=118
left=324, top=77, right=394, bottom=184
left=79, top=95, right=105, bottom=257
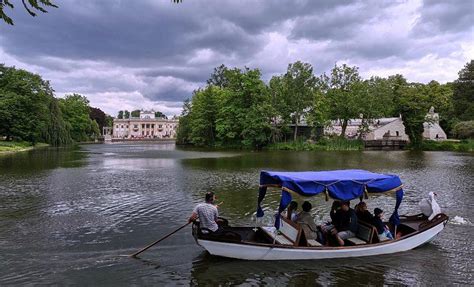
left=267, top=138, right=364, bottom=151
left=0, top=141, right=48, bottom=154
left=0, top=64, right=111, bottom=146
left=177, top=60, right=473, bottom=150
left=420, top=140, right=474, bottom=152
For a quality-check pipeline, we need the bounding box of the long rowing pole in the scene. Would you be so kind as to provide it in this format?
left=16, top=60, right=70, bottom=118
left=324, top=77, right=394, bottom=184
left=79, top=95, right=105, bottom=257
left=129, top=201, right=223, bottom=258
left=130, top=221, right=191, bottom=258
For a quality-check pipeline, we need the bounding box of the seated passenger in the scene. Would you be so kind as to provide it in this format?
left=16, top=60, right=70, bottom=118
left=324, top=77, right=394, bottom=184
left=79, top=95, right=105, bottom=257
left=331, top=201, right=358, bottom=246
left=373, top=208, right=394, bottom=241
left=295, top=201, right=318, bottom=240
left=285, top=201, right=298, bottom=222
left=188, top=191, right=221, bottom=234
left=355, top=201, right=374, bottom=224
left=321, top=200, right=341, bottom=234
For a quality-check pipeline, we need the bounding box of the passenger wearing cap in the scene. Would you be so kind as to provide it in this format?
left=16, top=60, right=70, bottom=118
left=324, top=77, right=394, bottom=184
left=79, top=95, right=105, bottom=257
left=189, top=192, right=220, bottom=233
left=373, top=208, right=394, bottom=241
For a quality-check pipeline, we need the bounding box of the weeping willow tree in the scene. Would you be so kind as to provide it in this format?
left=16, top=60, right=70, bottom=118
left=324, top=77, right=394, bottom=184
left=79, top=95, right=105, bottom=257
left=0, top=64, right=72, bottom=145
left=44, top=98, right=72, bottom=146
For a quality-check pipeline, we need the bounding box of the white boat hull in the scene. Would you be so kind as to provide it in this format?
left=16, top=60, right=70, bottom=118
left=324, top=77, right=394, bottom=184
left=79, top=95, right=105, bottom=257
left=196, top=221, right=446, bottom=260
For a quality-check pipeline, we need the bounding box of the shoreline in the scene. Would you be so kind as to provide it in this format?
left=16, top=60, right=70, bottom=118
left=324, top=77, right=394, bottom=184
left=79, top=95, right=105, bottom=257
left=176, top=139, right=474, bottom=152
left=0, top=142, right=49, bottom=155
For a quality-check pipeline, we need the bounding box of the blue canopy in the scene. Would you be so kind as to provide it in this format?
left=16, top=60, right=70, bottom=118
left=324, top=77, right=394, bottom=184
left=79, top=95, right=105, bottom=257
left=256, top=169, right=404, bottom=228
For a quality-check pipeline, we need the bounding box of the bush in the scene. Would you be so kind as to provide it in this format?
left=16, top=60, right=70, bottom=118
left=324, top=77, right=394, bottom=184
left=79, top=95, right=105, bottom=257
left=421, top=139, right=473, bottom=152
left=267, top=138, right=363, bottom=151
left=452, top=121, right=474, bottom=139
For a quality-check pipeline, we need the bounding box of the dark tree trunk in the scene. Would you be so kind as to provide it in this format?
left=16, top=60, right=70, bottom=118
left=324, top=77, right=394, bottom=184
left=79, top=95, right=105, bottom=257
left=340, top=119, right=348, bottom=137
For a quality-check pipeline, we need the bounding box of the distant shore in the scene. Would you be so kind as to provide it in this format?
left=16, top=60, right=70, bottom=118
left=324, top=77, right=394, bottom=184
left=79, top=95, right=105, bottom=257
left=0, top=141, right=49, bottom=155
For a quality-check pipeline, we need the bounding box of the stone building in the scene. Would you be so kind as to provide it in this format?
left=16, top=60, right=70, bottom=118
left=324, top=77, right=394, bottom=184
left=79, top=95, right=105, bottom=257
left=325, top=107, right=447, bottom=141
left=111, top=110, right=178, bottom=139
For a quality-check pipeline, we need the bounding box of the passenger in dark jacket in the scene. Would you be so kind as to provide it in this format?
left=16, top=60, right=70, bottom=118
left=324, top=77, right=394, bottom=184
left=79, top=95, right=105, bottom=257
left=355, top=201, right=374, bottom=224
left=373, top=208, right=394, bottom=241
left=331, top=201, right=358, bottom=246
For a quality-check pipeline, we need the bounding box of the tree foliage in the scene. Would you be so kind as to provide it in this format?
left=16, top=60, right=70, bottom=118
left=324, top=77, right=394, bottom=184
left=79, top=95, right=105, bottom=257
left=0, top=64, right=71, bottom=145
left=452, top=60, right=474, bottom=122
left=59, top=94, right=100, bottom=142
left=324, top=64, right=362, bottom=136
left=452, top=121, right=474, bottom=139
left=1, top=0, right=58, bottom=25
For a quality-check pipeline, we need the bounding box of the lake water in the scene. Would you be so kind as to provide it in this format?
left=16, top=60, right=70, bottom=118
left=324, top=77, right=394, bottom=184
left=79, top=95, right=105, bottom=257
left=0, top=143, right=472, bottom=286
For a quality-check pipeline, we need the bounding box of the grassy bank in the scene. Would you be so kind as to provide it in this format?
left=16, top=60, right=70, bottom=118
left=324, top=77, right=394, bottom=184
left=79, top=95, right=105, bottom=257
left=267, top=138, right=364, bottom=151
left=421, top=139, right=474, bottom=152
left=0, top=141, right=49, bottom=154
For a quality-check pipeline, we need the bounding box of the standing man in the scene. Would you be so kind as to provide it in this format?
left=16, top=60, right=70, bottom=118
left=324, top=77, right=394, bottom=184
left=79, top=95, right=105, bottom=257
left=189, top=191, right=220, bottom=233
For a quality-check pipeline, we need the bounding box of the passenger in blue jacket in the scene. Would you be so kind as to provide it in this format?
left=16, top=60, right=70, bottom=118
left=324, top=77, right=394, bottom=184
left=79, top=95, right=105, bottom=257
left=331, top=201, right=358, bottom=246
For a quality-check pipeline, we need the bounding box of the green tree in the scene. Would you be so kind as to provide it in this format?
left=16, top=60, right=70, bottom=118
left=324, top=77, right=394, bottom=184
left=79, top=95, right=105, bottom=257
left=452, top=121, right=474, bottom=139
left=59, top=94, right=95, bottom=142
left=131, top=109, right=141, bottom=118
left=188, top=86, right=220, bottom=146
left=176, top=99, right=192, bottom=144
left=154, top=111, right=167, bottom=119
left=124, top=110, right=130, bottom=119
left=117, top=110, right=124, bottom=119
left=215, top=67, right=272, bottom=148
left=280, top=61, right=318, bottom=140
left=207, top=64, right=229, bottom=88
left=1, top=0, right=58, bottom=25
left=324, top=64, right=362, bottom=137
left=0, top=64, right=71, bottom=145
left=452, top=60, right=474, bottom=121
left=397, top=83, right=432, bottom=149
left=105, top=115, right=114, bottom=127
left=89, top=107, right=107, bottom=131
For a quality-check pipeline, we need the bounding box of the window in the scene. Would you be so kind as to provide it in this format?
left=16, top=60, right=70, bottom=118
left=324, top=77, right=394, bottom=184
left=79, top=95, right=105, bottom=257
left=396, top=131, right=399, bottom=137
left=142, top=124, right=145, bottom=129
left=151, top=124, right=155, bottom=128
left=134, top=125, right=138, bottom=128
left=146, top=124, right=150, bottom=128
left=116, top=125, right=118, bottom=128
left=126, top=125, right=129, bottom=128
left=121, top=125, right=124, bottom=128
left=159, top=125, right=162, bottom=128
left=142, top=131, right=144, bottom=135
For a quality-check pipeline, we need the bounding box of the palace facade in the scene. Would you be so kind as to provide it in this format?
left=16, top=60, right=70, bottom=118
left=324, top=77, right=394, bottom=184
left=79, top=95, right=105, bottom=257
left=111, top=110, right=178, bottom=139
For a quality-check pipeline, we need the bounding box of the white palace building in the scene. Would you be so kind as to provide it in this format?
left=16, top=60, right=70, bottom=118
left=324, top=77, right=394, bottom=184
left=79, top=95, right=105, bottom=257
left=108, top=110, right=178, bottom=140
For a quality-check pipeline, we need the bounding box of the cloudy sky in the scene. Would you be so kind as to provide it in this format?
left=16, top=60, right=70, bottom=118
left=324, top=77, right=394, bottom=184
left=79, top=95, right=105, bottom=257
left=0, top=0, right=472, bottom=116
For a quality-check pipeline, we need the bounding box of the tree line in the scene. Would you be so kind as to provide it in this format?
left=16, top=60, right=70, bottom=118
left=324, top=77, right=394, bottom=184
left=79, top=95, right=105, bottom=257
left=177, top=60, right=473, bottom=149
left=0, top=64, right=111, bottom=145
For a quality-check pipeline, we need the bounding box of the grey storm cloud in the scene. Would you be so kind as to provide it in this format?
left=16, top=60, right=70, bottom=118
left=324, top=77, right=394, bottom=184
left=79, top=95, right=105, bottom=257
left=0, top=0, right=472, bottom=116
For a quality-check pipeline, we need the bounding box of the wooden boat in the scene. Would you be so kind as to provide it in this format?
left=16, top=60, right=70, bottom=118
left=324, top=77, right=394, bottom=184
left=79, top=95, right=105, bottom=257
left=192, top=170, right=449, bottom=260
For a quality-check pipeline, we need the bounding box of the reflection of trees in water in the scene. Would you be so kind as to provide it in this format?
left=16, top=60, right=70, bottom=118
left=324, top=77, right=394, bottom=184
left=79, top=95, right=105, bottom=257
left=190, top=253, right=391, bottom=286
left=0, top=146, right=86, bottom=175
left=0, top=147, right=86, bottom=222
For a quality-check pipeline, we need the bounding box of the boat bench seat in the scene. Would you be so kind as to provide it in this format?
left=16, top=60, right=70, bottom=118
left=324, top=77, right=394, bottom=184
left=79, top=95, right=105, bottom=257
left=306, top=239, right=322, bottom=247
left=347, top=223, right=374, bottom=245
left=260, top=217, right=302, bottom=246
left=261, top=227, right=294, bottom=245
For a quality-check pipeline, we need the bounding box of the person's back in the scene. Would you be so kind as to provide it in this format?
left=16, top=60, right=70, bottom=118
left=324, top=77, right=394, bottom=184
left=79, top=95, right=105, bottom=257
left=194, top=202, right=218, bottom=232
left=296, top=201, right=318, bottom=240
left=189, top=192, right=219, bottom=233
